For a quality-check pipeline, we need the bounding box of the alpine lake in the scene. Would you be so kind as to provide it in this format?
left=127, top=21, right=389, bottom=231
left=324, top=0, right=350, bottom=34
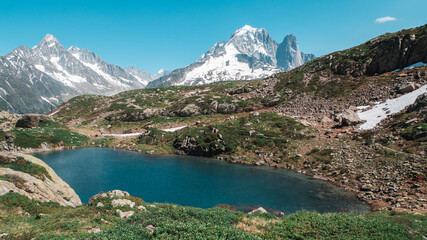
left=34, top=148, right=369, bottom=214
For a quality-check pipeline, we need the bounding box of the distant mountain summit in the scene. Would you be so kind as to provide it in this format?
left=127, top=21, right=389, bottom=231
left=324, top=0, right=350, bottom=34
left=277, top=34, right=315, bottom=70
left=0, top=34, right=161, bottom=113
left=147, top=25, right=315, bottom=88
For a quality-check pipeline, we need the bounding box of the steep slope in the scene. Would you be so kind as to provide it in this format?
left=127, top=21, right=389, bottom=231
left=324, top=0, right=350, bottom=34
left=0, top=55, right=75, bottom=113
left=68, top=46, right=152, bottom=87
left=276, top=34, right=315, bottom=70
left=6, top=34, right=146, bottom=96
left=147, top=25, right=314, bottom=88
left=298, top=24, right=427, bottom=77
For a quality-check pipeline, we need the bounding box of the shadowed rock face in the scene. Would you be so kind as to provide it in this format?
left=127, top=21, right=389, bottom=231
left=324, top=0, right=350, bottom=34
left=311, top=24, right=427, bottom=77
left=365, top=33, right=427, bottom=75
left=0, top=152, right=82, bottom=207
left=15, top=115, right=46, bottom=128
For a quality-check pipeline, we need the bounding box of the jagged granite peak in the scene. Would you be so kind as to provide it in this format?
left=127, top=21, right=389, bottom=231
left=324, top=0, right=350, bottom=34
left=276, top=34, right=308, bottom=70
left=147, top=25, right=314, bottom=88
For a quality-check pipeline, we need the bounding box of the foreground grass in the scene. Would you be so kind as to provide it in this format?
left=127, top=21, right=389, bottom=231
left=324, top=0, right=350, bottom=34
left=0, top=193, right=424, bottom=239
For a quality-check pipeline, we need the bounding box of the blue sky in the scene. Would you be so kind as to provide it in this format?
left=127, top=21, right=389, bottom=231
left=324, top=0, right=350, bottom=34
left=0, top=0, right=426, bottom=74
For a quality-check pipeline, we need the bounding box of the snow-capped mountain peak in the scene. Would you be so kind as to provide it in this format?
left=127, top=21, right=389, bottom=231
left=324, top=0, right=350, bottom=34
left=152, top=68, right=170, bottom=80
left=147, top=25, right=315, bottom=88
left=33, top=34, right=62, bottom=50
left=2, top=34, right=154, bottom=113
left=68, top=46, right=80, bottom=52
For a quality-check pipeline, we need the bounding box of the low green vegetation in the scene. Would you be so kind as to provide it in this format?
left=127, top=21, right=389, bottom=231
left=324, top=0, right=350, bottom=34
left=306, top=148, right=334, bottom=164
left=0, top=174, right=26, bottom=189
left=0, top=193, right=424, bottom=239
left=0, top=155, right=51, bottom=181
left=4, top=120, right=89, bottom=149
left=138, top=112, right=314, bottom=160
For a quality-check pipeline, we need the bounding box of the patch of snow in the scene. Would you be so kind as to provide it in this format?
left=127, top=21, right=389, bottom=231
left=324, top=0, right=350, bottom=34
left=77, top=60, right=128, bottom=87
left=49, top=109, right=60, bottom=116
left=0, top=88, right=8, bottom=95
left=357, top=84, right=427, bottom=130
left=41, top=96, right=56, bottom=107
left=34, top=64, right=45, bottom=72
left=356, top=105, right=369, bottom=110
left=102, top=132, right=142, bottom=137
left=161, top=126, right=187, bottom=132
left=49, top=57, right=87, bottom=86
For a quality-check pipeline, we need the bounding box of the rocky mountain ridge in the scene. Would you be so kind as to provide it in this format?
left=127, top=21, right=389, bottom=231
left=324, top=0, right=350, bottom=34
left=0, top=34, right=167, bottom=114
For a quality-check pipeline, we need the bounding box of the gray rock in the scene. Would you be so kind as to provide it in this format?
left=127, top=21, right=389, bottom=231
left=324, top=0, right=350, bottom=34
left=398, top=82, right=416, bottom=94
left=116, top=209, right=134, bottom=219
left=178, top=104, right=201, bottom=117
left=217, top=103, right=237, bottom=114
left=336, top=109, right=364, bottom=126
left=112, top=199, right=135, bottom=208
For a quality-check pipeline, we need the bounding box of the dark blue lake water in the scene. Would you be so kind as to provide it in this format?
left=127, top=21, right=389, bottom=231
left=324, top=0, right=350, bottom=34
left=34, top=148, right=369, bottom=214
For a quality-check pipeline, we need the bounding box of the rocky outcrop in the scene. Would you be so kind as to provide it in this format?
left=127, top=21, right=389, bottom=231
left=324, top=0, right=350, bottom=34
left=173, top=129, right=228, bottom=157
left=0, top=152, right=81, bottom=207
left=88, top=190, right=147, bottom=219
left=406, top=92, right=427, bottom=113
left=106, top=108, right=163, bottom=122
left=15, top=114, right=46, bottom=128
left=308, top=24, right=427, bottom=77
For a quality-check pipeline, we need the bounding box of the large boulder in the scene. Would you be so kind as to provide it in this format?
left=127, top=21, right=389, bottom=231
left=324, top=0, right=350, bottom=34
left=15, top=115, right=45, bottom=128
left=335, top=109, right=364, bottom=126
left=0, top=152, right=81, bottom=207
left=178, top=104, right=201, bottom=117
left=217, top=103, right=237, bottom=114
left=112, top=199, right=135, bottom=208
left=89, top=189, right=131, bottom=205
left=398, top=82, right=416, bottom=94
left=406, top=92, right=427, bottom=113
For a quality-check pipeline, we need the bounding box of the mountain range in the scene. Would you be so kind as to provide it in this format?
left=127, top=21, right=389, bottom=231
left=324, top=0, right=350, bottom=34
left=0, top=34, right=166, bottom=113
left=0, top=25, right=313, bottom=113
left=147, top=25, right=315, bottom=88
